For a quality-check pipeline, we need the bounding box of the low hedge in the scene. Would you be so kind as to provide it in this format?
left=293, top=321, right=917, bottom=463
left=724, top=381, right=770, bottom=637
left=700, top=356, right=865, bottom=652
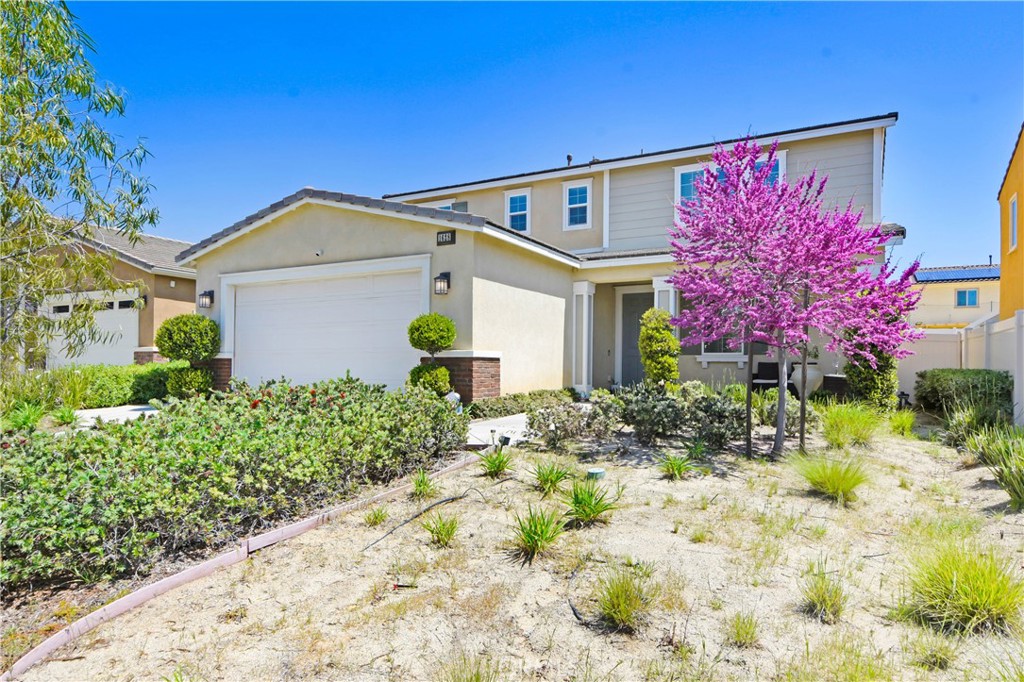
left=0, top=376, right=469, bottom=587
left=468, top=389, right=574, bottom=419
left=915, top=369, right=1013, bottom=417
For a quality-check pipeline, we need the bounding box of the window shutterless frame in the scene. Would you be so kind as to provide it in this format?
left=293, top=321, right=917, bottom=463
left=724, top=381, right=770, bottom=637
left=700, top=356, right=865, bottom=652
left=504, top=188, right=531, bottom=234
left=1010, top=194, right=1018, bottom=252
left=673, top=150, right=787, bottom=204
left=562, top=178, right=593, bottom=231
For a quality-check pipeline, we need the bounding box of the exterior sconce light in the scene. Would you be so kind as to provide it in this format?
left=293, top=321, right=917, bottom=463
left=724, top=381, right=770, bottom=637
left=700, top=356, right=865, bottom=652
left=433, top=272, right=450, bottom=296
left=198, top=290, right=215, bottom=308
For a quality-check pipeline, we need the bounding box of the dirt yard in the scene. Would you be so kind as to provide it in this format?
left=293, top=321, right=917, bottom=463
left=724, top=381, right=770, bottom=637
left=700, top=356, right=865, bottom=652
left=14, top=427, right=1024, bottom=681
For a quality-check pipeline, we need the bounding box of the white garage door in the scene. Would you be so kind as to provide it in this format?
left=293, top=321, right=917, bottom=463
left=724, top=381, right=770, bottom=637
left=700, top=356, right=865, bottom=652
left=233, top=270, right=424, bottom=388
left=47, top=294, right=140, bottom=368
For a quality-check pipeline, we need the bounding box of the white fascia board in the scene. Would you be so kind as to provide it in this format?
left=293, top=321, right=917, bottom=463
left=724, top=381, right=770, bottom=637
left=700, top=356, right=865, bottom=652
left=388, top=117, right=897, bottom=201
left=479, top=226, right=579, bottom=267
left=578, top=253, right=674, bottom=269
left=151, top=267, right=197, bottom=279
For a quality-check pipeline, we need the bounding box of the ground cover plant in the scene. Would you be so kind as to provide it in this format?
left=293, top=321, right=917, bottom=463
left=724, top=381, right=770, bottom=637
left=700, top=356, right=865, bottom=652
left=11, top=400, right=1024, bottom=682
left=467, top=389, right=573, bottom=419
left=1, top=376, right=468, bottom=587
left=821, top=402, right=879, bottom=448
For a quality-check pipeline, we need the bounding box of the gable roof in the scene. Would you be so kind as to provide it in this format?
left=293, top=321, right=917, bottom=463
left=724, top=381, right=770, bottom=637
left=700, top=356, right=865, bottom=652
left=81, top=227, right=195, bottom=277
left=175, top=187, right=579, bottom=267
left=998, top=121, right=1024, bottom=199
left=384, top=112, right=899, bottom=200
left=913, top=264, right=1000, bottom=283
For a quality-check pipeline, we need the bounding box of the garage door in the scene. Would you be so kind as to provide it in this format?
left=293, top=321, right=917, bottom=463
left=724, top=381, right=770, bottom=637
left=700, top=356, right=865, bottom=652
left=233, top=269, right=424, bottom=387
left=47, top=294, right=140, bottom=368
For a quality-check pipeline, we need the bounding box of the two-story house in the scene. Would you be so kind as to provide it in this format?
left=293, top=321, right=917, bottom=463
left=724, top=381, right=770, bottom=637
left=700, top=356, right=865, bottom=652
left=178, top=112, right=900, bottom=400
left=999, top=123, right=1023, bottom=321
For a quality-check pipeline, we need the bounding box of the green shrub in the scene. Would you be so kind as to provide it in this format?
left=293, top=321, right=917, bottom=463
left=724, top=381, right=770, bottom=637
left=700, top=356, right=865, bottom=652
left=638, top=308, right=680, bottom=384
left=901, top=540, right=1024, bottom=633
left=77, top=361, right=188, bottom=408
left=408, top=363, right=451, bottom=397
left=407, top=313, right=456, bottom=358
left=52, top=406, right=79, bottom=427
left=511, top=505, right=564, bottom=561
left=915, top=368, right=1014, bottom=418
left=619, top=383, right=687, bottom=445
left=526, top=402, right=588, bottom=449
left=0, top=376, right=469, bottom=586
left=587, top=388, right=623, bottom=441
left=3, top=402, right=45, bottom=431
left=844, top=348, right=899, bottom=412
left=792, top=453, right=869, bottom=506
left=821, top=402, right=879, bottom=448
left=155, top=314, right=220, bottom=364
left=596, top=564, right=658, bottom=632
left=889, top=409, right=916, bottom=437
left=467, top=389, right=573, bottom=419
left=166, top=366, right=213, bottom=399
left=943, top=397, right=1011, bottom=447
left=689, top=395, right=745, bottom=450
left=765, top=398, right=821, bottom=437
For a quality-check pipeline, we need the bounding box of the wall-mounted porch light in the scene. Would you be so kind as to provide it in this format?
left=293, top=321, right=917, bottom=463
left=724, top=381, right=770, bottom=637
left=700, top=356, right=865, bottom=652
left=198, top=290, right=215, bottom=308
left=433, top=272, right=451, bottom=296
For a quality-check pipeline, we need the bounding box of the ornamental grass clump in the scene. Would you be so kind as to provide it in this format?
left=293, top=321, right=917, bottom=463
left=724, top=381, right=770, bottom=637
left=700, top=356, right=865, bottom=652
left=596, top=564, right=659, bottom=632
left=821, top=403, right=879, bottom=448
left=2, top=402, right=45, bottom=431
left=477, top=446, right=513, bottom=478
left=658, top=452, right=701, bottom=481
left=411, top=469, right=439, bottom=500
left=532, top=460, right=573, bottom=497
left=800, top=558, right=848, bottom=624
left=792, top=453, right=869, bottom=506
left=563, top=478, right=618, bottom=526
left=724, top=610, right=759, bottom=648
left=421, top=512, right=459, bottom=548
left=889, top=409, right=916, bottom=437
left=900, top=540, right=1024, bottom=633
left=510, top=505, right=564, bottom=561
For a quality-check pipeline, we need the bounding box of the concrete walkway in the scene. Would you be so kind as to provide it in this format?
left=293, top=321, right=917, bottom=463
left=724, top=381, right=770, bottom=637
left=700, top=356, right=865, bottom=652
left=75, top=404, right=156, bottom=428
left=466, top=413, right=530, bottom=446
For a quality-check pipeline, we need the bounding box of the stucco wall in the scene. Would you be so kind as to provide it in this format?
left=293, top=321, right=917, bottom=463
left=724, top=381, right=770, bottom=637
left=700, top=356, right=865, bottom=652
left=406, top=172, right=605, bottom=253
left=909, top=281, right=1000, bottom=328
left=1000, top=131, right=1023, bottom=320
left=472, top=237, right=575, bottom=393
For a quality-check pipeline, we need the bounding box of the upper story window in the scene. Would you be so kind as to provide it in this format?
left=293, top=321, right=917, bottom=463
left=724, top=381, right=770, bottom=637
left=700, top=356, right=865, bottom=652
left=674, top=152, right=786, bottom=204
left=504, top=188, right=531, bottom=233
left=1011, top=194, right=1018, bottom=250
left=563, top=178, right=593, bottom=230
left=955, top=288, right=979, bottom=308
left=424, top=199, right=468, bottom=212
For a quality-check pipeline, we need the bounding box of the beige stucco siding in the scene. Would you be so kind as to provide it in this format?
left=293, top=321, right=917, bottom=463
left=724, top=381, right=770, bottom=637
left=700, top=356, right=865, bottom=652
left=471, top=237, right=575, bottom=393
left=406, top=173, right=605, bottom=253
left=606, top=130, right=877, bottom=251
left=191, top=203, right=478, bottom=348
left=910, top=281, right=1000, bottom=327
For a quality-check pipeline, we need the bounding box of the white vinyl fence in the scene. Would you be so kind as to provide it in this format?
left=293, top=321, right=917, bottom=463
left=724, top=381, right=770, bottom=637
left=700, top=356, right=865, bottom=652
left=899, top=310, right=1024, bottom=425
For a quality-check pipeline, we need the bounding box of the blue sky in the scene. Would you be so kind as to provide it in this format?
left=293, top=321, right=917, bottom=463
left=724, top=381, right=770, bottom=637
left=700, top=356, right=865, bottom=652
left=74, top=2, right=1022, bottom=267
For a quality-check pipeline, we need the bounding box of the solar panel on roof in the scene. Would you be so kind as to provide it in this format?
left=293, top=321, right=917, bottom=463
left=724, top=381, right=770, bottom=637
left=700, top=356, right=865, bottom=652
left=915, top=267, right=1000, bottom=282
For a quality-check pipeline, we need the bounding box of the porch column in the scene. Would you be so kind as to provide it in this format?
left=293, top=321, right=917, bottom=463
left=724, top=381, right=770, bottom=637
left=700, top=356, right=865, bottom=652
left=652, top=277, right=676, bottom=316
left=572, top=281, right=596, bottom=394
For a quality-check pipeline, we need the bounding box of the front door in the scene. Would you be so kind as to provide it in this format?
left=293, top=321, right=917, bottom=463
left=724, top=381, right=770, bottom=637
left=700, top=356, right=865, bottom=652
left=620, top=291, right=651, bottom=386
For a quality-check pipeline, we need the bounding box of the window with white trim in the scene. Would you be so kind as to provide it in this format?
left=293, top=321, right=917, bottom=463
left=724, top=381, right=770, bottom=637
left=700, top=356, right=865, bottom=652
left=504, top=188, right=531, bottom=233
left=674, top=152, right=786, bottom=204
left=1011, top=194, right=1018, bottom=250
left=563, top=178, right=592, bottom=230
left=955, top=288, right=979, bottom=308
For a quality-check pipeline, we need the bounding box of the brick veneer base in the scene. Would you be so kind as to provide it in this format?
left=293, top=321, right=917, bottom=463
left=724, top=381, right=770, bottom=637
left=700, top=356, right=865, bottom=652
left=421, top=356, right=500, bottom=403
left=133, top=350, right=168, bottom=365
left=197, top=358, right=233, bottom=392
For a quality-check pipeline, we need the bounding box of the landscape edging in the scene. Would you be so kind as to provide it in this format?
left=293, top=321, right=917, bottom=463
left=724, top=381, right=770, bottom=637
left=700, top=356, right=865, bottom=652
left=1, top=453, right=479, bottom=681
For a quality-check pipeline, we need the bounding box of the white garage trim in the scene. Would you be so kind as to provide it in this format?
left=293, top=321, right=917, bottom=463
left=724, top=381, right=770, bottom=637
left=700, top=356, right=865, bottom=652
left=217, top=254, right=432, bottom=357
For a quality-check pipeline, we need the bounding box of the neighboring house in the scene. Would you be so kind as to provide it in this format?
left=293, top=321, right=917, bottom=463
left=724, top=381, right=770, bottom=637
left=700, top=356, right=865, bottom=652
left=909, top=264, right=1000, bottom=328
left=178, top=112, right=901, bottom=400
left=46, top=228, right=197, bottom=368
left=999, top=122, right=1023, bottom=320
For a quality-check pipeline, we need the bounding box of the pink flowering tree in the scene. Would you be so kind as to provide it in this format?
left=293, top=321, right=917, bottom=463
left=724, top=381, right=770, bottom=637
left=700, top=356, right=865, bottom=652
left=669, top=139, right=922, bottom=455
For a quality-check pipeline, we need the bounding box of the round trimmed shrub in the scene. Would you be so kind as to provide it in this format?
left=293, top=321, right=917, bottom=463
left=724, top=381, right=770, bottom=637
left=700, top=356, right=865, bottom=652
left=155, top=314, right=220, bottom=364
left=408, top=313, right=456, bottom=358
left=166, top=367, right=213, bottom=398
left=639, top=308, right=680, bottom=384
left=409, top=363, right=451, bottom=397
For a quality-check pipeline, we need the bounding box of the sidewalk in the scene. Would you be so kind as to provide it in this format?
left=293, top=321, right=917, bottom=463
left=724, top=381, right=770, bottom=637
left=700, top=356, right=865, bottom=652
left=75, top=404, right=156, bottom=428
left=466, top=413, right=529, bottom=446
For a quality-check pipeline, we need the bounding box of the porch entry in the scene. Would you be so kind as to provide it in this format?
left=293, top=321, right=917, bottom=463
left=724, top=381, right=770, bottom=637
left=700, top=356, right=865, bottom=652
left=620, top=292, right=650, bottom=385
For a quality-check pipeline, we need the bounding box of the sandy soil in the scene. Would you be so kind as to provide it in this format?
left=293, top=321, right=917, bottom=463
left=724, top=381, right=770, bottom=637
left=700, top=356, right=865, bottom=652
left=15, top=427, right=1024, bottom=681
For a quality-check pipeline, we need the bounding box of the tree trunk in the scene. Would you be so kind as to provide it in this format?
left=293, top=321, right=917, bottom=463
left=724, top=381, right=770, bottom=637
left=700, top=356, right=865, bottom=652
left=745, top=342, right=754, bottom=458
left=772, top=333, right=788, bottom=456
left=799, top=343, right=808, bottom=451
